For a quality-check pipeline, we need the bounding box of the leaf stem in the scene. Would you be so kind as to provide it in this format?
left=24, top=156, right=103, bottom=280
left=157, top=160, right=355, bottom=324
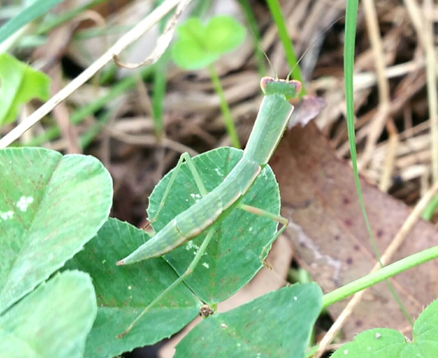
left=208, top=64, right=240, bottom=148
left=322, top=245, right=438, bottom=308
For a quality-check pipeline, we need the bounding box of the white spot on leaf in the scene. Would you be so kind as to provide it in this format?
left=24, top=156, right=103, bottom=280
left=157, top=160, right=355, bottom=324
left=0, top=211, right=14, bottom=220
left=189, top=193, right=202, bottom=203
left=202, top=262, right=209, bottom=269
left=16, top=196, right=34, bottom=212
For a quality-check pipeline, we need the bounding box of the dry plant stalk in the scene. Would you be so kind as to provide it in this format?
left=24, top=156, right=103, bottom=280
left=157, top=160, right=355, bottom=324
left=0, top=0, right=190, bottom=149
left=113, top=0, right=191, bottom=69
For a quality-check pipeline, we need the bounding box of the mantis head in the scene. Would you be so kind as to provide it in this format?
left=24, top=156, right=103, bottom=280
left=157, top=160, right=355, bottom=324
left=260, top=77, right=302, bottom=101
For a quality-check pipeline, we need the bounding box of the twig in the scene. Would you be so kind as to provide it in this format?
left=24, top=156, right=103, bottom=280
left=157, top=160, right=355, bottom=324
left=0, top=0, right=188, bottom=149
left=113, top=0, right=191, bottom=69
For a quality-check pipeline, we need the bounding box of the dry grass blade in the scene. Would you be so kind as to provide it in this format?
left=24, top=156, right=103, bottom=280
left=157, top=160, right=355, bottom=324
left=359, top=0, right=398, bottom=190
left=422, top=0, right=438, bottom=182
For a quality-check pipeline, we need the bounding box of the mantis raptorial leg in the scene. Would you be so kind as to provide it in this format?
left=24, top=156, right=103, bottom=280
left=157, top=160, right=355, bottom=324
left=143, top=152, right=208, bottom=233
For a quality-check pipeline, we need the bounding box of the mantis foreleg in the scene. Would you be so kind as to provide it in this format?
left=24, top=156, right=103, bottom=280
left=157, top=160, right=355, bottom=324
left=146, top=152, right=209, bottom=230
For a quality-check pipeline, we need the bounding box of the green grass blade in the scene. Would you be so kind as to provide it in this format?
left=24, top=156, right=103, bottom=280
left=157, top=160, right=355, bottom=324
left=152, top=56, right=168, bottom=140
left=208, top=64, right=241, bottom=148
left=344, top=0, right=412, bottom=325
left=421, top=194, right=438, bottom=220
left=0, top=0, right=68, bottom=45
left=35, top=0, right=109, bottom=36
left=22, top=65, right=155, bottom=147
left=189, top=0, right=214, bottom=17
left=344, top=0, right=380, bottom=265
left=237, top=0, right=267, bottom=77
left=265, top=0, right=305, bottom=94
left=150, top=0, right=172, bottom=141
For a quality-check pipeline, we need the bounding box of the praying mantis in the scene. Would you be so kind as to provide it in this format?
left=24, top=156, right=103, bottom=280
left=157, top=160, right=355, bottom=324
left=116, top=76, right=304, bottom=337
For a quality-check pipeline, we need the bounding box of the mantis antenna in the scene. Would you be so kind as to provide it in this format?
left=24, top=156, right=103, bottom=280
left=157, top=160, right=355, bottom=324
left=286, top=16, right=345, bottom=81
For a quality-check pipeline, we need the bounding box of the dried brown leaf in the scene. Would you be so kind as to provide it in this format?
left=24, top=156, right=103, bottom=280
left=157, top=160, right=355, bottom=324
left=270, top=122, right=438, bottom=340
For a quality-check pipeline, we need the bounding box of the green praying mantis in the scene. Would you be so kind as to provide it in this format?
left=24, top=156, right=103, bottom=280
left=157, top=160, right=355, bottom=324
left=116, top=76, right=310, bottom=337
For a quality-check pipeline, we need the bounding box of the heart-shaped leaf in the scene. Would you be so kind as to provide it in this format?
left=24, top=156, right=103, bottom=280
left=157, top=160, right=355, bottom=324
left=0, top=270, right=97, bottom=358
left=172, top=16, right=246, bottom=70
left=0, top=53, right=50, bottom=126
left=331, top=299, right=438, bottom=357
left=65, top=218, right=201, bottom=358
left=0, top=147, right=112, bottom=312
left=147, top=147, right=280, bottom=304
left=175, top=283, right=323, bottom=358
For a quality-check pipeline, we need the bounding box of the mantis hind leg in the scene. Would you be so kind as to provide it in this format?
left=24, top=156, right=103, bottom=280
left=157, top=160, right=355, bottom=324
left=117, top=227, right=216, bottom=338
left=237, top=203, right=288, bottom=266
left=145, top=152, right=208, bottom=231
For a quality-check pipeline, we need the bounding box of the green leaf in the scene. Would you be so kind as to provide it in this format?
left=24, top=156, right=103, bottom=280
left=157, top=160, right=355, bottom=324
left=65, top=218, right=201, bottom=358
left=0, top=147, right=112, bottom=313
left=0, top=53, right=50, bottom=125
left=331, top=299, right=438, bottom=357
left=0, top=270, right=97, bottom=358
left=204, top=16, right=247, bottom=54
left=147, top=147, right=280, bottom=303
left=172, top=16, right=246, bottom=70
left=175, top=283, right=323, bottom=358
left=0, top=0, right=68, bottom=45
